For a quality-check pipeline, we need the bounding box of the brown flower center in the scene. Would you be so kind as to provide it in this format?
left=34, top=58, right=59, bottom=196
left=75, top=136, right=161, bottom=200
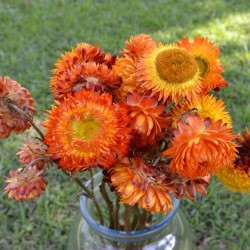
left=155, top=48, right=198, bottom=84
left=195, top=56, right=209, bottom=77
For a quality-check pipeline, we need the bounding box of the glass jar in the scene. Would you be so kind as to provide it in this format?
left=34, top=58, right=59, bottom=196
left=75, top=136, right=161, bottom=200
left=67, top=172, right=195, bottom=250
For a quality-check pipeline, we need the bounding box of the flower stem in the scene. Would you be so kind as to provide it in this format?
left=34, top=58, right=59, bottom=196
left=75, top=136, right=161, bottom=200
left=62, top=169, right=104, bottom=225
left=99, top=180, right=114, bottom=228
left=113, top=195, right=120, bottom=230
left=124, top=204, right=132, bottom=231
left=8, top=103, right=44, bottom=139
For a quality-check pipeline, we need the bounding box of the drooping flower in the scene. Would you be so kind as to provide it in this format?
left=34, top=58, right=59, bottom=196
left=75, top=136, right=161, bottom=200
left=164, top=171, right=211, bottom=201
left=170, top=94, right=232, bottom=128
left=109, top=157, right=173, bottom=214
left=0, top=76, right=36, bottom=138
left=126, top=91, right=171, bottom=146
left=50, top=43, right=119, bottom=98
left=177, top=37, right=227, bottom=93
left=163, top=114, right=238, bottom=179
left=17, top=140, right=51, bottom=170
left=136, top=44, right=202, bottom=103
left=3, top=166, right=48, bottom=201
left=43, top=89, right=131, bottom=172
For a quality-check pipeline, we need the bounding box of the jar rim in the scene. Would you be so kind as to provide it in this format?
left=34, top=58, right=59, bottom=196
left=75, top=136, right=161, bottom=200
left=79, top=172, right=180, bottom=243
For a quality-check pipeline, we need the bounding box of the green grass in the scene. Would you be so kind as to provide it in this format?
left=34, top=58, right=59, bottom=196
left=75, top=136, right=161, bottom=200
left=0, top=0, right=249, bottom=249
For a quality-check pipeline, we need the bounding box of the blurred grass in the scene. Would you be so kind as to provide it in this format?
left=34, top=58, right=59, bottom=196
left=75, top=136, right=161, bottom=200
left=0, top=0, right=249, bottom=249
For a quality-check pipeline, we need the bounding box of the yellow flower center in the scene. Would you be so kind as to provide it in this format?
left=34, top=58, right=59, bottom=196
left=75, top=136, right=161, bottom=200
left=155, top=48, right=198, bottom=84
left=195, top=56, right=209, bottom=77
left=71, top=117, right=101, bottom=140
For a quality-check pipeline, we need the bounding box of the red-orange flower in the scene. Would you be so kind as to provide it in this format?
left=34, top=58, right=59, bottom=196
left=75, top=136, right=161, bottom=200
left=43, top=89, right=131, bottom=172
left=109, top=157, right=173, bottom=214
left=114, top=34, right=157, bottom=101
left=163, top=114, right=238, bottom=179
left=50, top=43, right=119, bottom=98
left=120, top=34, right=157, bottom=59
left=17, top=140, right=51, bottom=170
left=177, top=37, right=227, bottom=93
left=3, top=166, right=48, bottom=201
left=126, top=92, right=171, bottom=146
left=0, top=76, right=36, bottom=138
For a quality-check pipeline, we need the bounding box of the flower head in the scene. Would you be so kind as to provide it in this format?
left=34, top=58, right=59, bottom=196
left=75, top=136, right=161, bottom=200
left=0, top=76, right=36, bottom=138
left=43, top=89, right=131, bottom=172
left=170, top=94, right=232, bottom=128
left=109, top=157, right=173, bottom=214
left=163, top=114, right=238, bottom=179
left=126, top=91, right=171, bottom=146
left=177, top=37, right=227, bottom=93
left=17, top=140, right=50, bottom=170
left=50, top=43, right=119, bottom=98
left=3, top=166, right=48, bottom=201
left=136, top=44, right=202, bottom=103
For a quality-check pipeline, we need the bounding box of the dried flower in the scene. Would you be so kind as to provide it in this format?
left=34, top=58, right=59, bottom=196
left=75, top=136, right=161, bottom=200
left=50, top=43, right=118, bottom=98
left=17, top=140, right=50, bottom=170
left=0, top=76, right=36, bottom=138
left=136, top=44, right=202, bottom=103
left=177, top=36, right=227, bottom=93
left=43, top=89, right=131, bottom=172
left=109, top=157, right=173, bottom=214
left=126, top=91, right=170, bottom=146
left=163, top=114, right=238, bottom=179
left=170, top=94, right=232, bottom=128
left=3, top=166, right=47, bottom=201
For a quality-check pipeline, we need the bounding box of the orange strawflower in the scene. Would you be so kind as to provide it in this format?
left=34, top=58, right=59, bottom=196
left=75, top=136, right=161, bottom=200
left=3, top=166, right=48, bottom=201
left=109, top=157, right=173, bottom=214
left=114, top=34, right=157, bottom=101
left=126, top=92, right=170, bottom=146
left=120, top=34, right=157, bottom=59
left=136, top=44, right=202, bottom=103
left=50, top=43, right=119, bottom=98
left=0, top=76, right=36, bottom=138
left=163, top=114, right=238, bottom=179
left=43, top=89, right=131, bottom=172
left=177, top=37, right=227, bottom=93
left=170, top=94, right=232, bottom=128
left=17, top=140, right=51, bottom=170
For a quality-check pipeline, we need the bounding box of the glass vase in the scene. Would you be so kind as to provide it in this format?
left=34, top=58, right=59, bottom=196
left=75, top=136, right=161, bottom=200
left=67, top=172, right=195, bottom=250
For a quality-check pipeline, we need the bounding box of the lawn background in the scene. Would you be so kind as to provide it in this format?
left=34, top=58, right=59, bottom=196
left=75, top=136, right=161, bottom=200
left=0, top=0, right=250, bottom=249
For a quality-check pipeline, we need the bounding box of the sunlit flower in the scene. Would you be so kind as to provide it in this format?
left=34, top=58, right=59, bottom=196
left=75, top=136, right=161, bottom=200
left=163, top=114, right=238, bottom=179
left=170, top=94, right=232, bottom=128
left=114, top=34, right=157, bottom=101
left=120, top=34, right=157, bottom=59
left=217, top=128, right=250, bottom=193
left=0, top=76, right=36, bottom=138
left=136, top=44, right=202, bottom=103
left=17, top=140, right=50, bottom=170
left=50, top=43, right=118, bottom=98
left=216, top=164, right=250, bottom=193
left=3, top=166, right=47, bottom=201
left=177, top=37, right=227, bottom=93
left=109, top=157, right=173, bottom=214
left=43, top=89, right=131, bottom=172
left=126, top=91, right=170, bottom=146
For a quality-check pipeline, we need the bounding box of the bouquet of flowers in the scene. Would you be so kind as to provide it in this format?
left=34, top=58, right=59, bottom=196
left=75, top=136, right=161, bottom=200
left=2, top=34, right=250, bottom=231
